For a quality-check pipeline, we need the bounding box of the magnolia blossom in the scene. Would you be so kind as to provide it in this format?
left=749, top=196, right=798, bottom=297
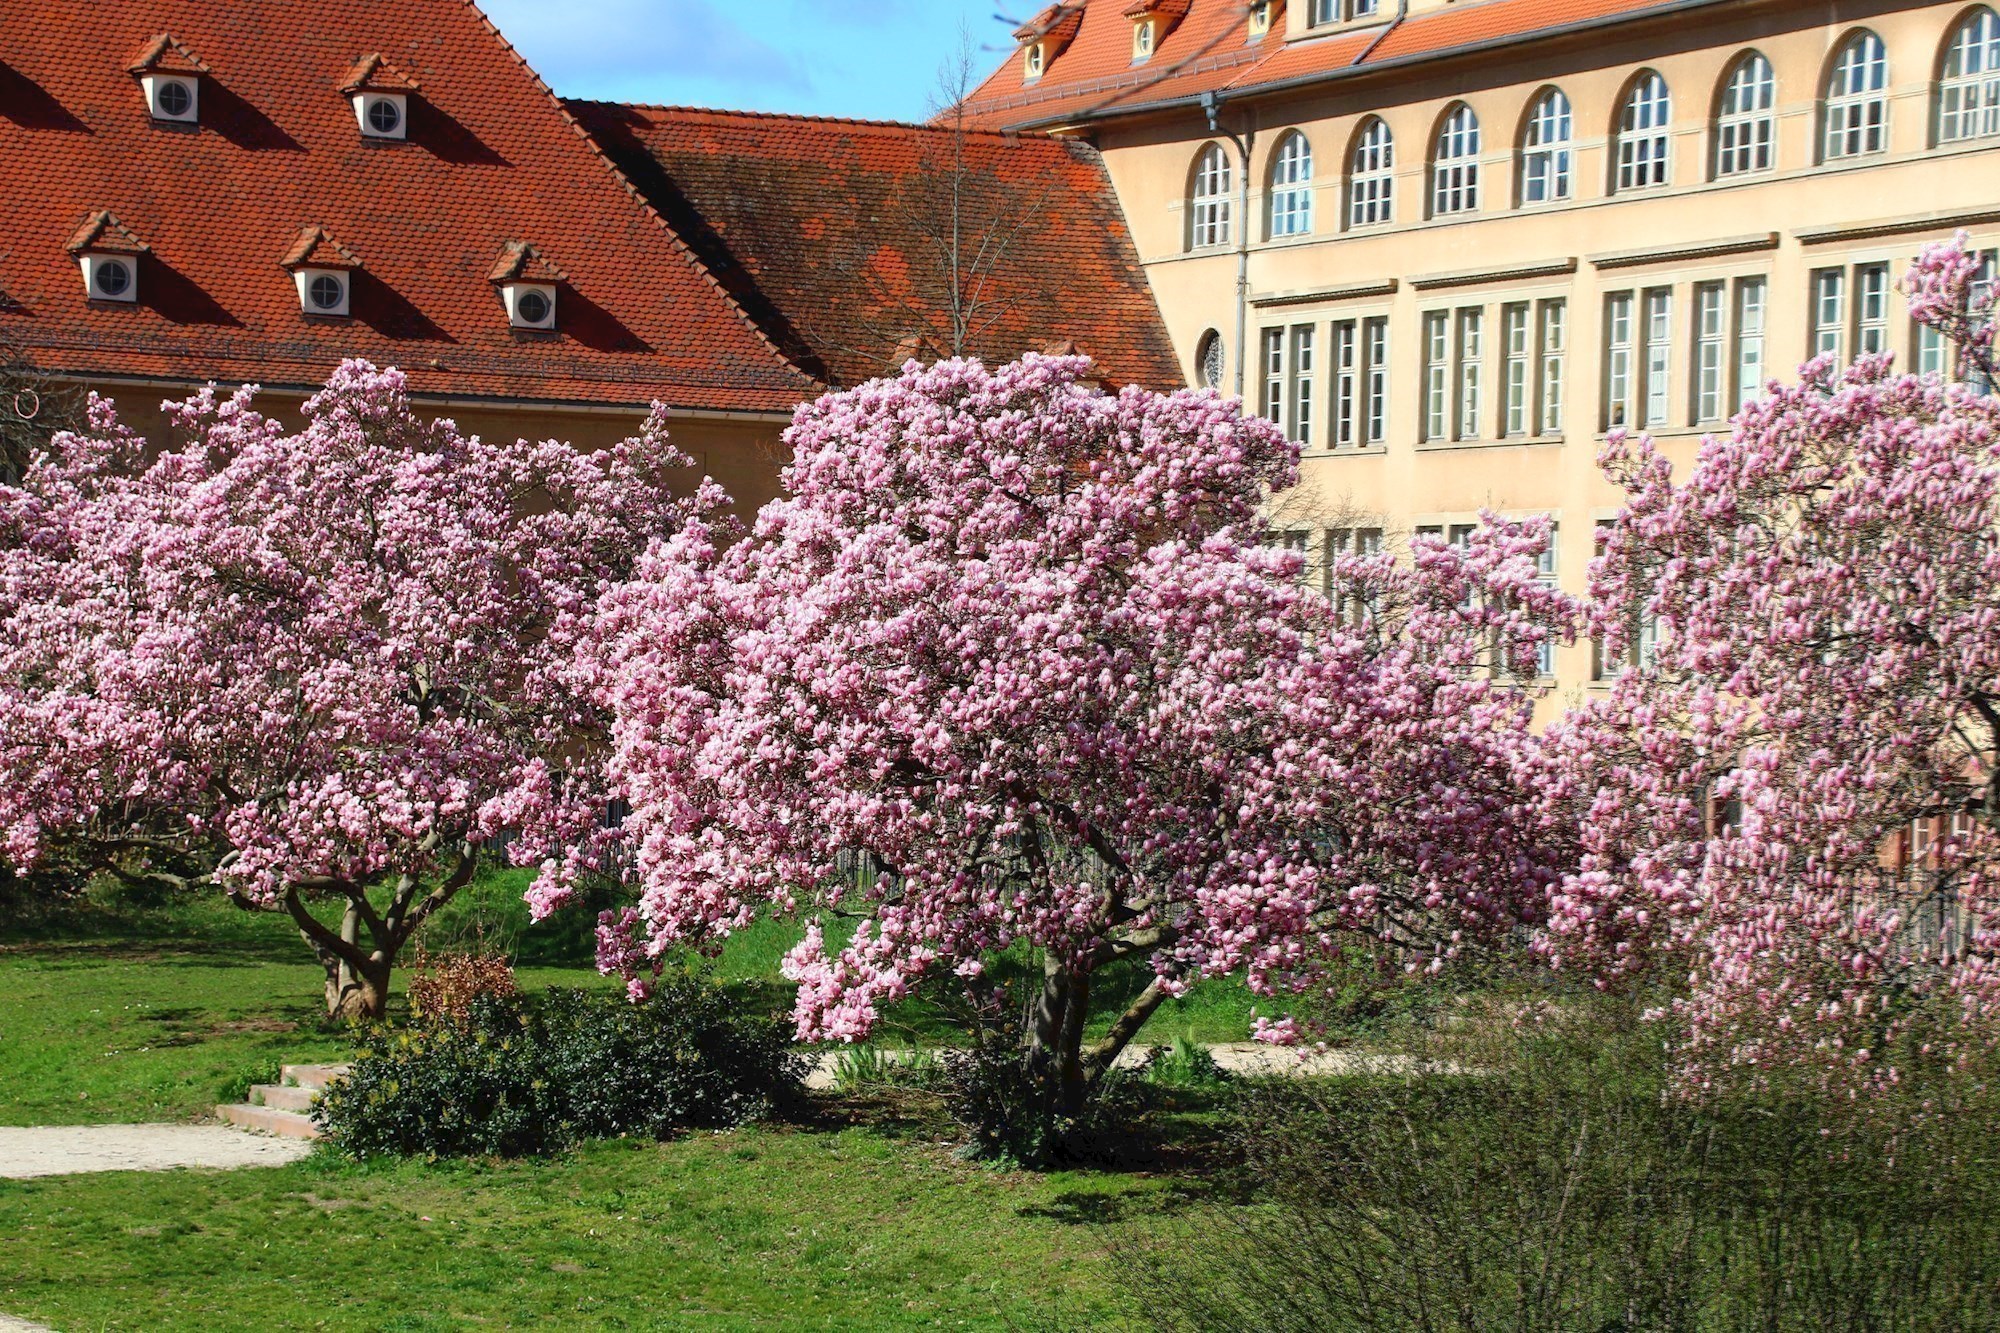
left=588, top=354, right=1571, bottom=1111
left=0, top=361, right=716, bottom=1017
left=1534, top=236, right=2000, bottom=1090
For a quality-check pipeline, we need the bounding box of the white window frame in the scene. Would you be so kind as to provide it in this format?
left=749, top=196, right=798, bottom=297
left=1942, top=10, right=2000, bottom=144
left=1616, top=72, right=1673, bottom=192
left=1605, top=292, right=1636, bottom=430
left=1348, top=118, right=1395, bottom=229
left=1715, top=52, right=1776, bottom=177
left=1856, top=261, right=1891, bottom=355
left=1643, top=289, right=1673, bottom=428
left=1456, top=308, right=1485, bottom=442
left=1823, top=32, right=1888, bottom=161
left=1538, top=299, right=1567, bottom=436
left=1422, top=311, right=1450, bottom=443
left=1521, top=88, right=1573, bottom=204
left=1269, top=132, right=1315, bottom=239
left=1503, top=303, right=1532, bottom=436
left=1736, top=276, right=1768, bottom=410
left=1191, top=143, right=1233, bottom=249
left=1694, top=281, right=1726, bottom=424
left=1432, top=104, right=1481, bottom=217
left=1812, top=267, right=1848, bottom=361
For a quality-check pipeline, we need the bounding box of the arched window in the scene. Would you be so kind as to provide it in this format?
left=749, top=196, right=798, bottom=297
left=1824, top=31, right=1889, bottom=159
left=1190, top=142, right=1232, bottom=248
left=1715, top=52, right=1776, bottom=176
left=1195, top=329, right=1225, bottom=390
left=1347, top=117, right=1394, bottom=228
left=1941, top=9, right=2000, bottom=143
left=1615, top=72, right=1672, bottom=191
left=1431, top=103, right=1480, bottom=216
left=1268, top=131, right=1314, bottom=238
left=1520, top=88, right=1573, bottom=204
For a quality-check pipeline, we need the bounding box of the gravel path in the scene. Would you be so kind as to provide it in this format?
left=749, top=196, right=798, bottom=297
left=0, top=1315, right=54, bottom=1331
left=803, top=1042, right=1446, bottom=1090
left=0, top=1124, right=313, bottom=1180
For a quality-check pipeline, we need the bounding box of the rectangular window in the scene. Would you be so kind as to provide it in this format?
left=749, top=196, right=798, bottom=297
left=1330, top=317, right=1389, bottom=449
left=1694, top=282, right=1726, bottom=424
left=1856, top=262, right=1890, bottom=355
left=1918, top=323, right=1950, bottom=378
left=1262, top=327, right=1286, bottom=427
left=1363, top=317, right=1389, bottom=445
left=1290, top=325, right=1316, bottom=446
left=1538, top=299, right=1566, bottom=435
left=1503, top=303, right=1531, bottom=437
left=1605, top=292, right=1635, bottom=429
left=1536, top=523, right=1559, bottom=677
left=1423, top=311, right=1449, bottom=442
left=1331, top=322, right=1358, bottom=449
left=1323, top=526, right=1386, bottom=619
left=1643, top=288, right=1672, bottom=428
left=1456, top=308, right=1484, bottom=441
left=1812, top=268, right=1847, bottom=361
left=1735, top=277, right=1767, bottom=411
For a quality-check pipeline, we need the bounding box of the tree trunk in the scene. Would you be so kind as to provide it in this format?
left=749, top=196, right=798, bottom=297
left=325, top=952, right=394, bottom=1022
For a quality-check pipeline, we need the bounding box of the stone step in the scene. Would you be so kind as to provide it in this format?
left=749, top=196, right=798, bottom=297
left=251, top=1083, right=319, bottom=1114
left=217, top=1103, right=320, bottom=1140
left=281, top=1064, right=351, bottom=1092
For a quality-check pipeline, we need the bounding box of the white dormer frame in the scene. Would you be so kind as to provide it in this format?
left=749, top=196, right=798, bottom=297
left=354, top=91, right=409, bottom=140
left=501, top=281, right=557, bottom=330
left=79, top=254, right=139, bottom=304
left=1024, top=42, right=1046, bottom=81
left=140, top=72, right=199, bottom=123
left=1248, top=0, right=1274, bottom=40
left=294, top=268, right=353, bottom=318
left=1133, top=18, right=1157, bottom=62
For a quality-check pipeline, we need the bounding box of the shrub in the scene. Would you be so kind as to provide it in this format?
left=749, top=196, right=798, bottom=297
left=405, top=947, right=519, bottom=1026
left=1131, top=1006, right=2000, bottom=1332
left=316, top=971, right=802, bottom=1158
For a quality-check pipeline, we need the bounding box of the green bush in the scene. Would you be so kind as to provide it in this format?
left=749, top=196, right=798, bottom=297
left=1133, top=1006, right=2000, bottom=1332
left=316, top=972, right=802, bottom=1158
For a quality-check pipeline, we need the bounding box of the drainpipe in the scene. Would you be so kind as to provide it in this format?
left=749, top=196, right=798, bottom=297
left=1352, top=0, right=1408, bottom=67
left=1203, top=90, right=1255, bottom=400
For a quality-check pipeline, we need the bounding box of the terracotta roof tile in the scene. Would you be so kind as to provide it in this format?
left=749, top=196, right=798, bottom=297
left=279, top=224, right=360, bottom=271
left=64, top=210, right=150, bottom=256
left=337, top=52, right=420, bottom=96
left=961, top=0, right=1725, bottom=130
left=127, top=33, right=210, bottom=76
left=487, top=239, right=564, bottom=284
left=0, top=0, right=818, bottom=412
left=567, top=101, right=1184, bottom=391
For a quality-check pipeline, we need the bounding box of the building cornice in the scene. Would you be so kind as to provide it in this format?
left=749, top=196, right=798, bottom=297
left=1252, top=279, right=1398, bottom=309
left=1795, top=208, right=2000, bottom=247
left=1590, top=233, right=1780, bottom=271
left=1410, top=259, right=1576, bottom=292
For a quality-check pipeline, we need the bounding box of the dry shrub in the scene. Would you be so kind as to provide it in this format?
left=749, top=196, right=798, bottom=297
left=405, top=945, right=519, bottom=1026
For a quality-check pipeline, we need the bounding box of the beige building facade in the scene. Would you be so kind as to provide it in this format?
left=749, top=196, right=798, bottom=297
left=969, top=0, right=2000, bottom=700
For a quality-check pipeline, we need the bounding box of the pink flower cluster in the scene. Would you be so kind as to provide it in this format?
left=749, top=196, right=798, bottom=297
left=588, top=354, right=1572, bottom=1055
left=1533, top=237, right=2000, bottom=1090
left=0, top=361, right=714, bottom=944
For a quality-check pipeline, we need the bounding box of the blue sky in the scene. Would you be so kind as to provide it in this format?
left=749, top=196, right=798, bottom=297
left=479, top=0, right=1032, bottom=121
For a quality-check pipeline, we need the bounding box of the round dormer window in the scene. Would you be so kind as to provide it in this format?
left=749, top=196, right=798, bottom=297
left=515, top=289, right=552, bottom=326
left=367, top=97, right=403, bottom=136
left=96, top=260, right=132, bottom=298
left=156, top=80, right=193, bottom=118
left=308, top=274, right=346, bottom=311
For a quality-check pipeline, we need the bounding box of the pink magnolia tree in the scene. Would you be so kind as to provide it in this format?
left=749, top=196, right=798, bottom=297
left=0, top=361, right=716, bottom=1018
left=1534, top=236, right=2000, bottom=1090
left=581, top=354, right=1571, bottom=1118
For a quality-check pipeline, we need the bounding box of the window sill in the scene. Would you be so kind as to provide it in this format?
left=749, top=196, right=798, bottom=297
left=1415, top=434, right=1565, bottom=453
left=1302, top=444, right=1388, bottom=459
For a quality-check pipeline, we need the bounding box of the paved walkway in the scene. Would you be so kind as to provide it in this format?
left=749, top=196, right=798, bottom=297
left=0, top=1315, right=54, bottom=1331
left=803, top=1042, right=1445, bottom=1090
left=0, top=1124, right=313, bottom=1180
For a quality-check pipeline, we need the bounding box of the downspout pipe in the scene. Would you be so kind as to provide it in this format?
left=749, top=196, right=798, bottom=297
left=1202, top=90, right=1254, bottom=401
left=1353, top=0, right=1408, bottom=67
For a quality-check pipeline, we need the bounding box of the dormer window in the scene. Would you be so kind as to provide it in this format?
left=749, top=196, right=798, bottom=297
left=339, top=54, right=419, bottom=142
left=1248, top=0, right=1275, bottom=40
left=127, top=34, right=208, bottom=125
left=65, top=211, right=148, bottom=305
left=1124, top=1, right=1189, bottom=59
left=1134, top=20, right=1155, bottom=61
left=490, top=241, right=561, bottom=331
left=281, top=224, right=361, bottom=319
left=1014, top=5, right=1083, bottom=82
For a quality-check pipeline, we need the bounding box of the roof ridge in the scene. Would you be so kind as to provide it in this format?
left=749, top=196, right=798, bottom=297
left=564, top=98, right=1057, bottom=143
left=455, top=0, right=822, bottom=394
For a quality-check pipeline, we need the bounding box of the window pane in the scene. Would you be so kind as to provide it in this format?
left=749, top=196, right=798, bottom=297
left=1606, top=292, right=1634, bottom=429
left=1433, top=106, right=1480, bottom=215
left=1538, top=299, right=1566, bottom=435
left=1364, top=317, right=1389, bottom=445
left=1694, top=282, right=1725, bottom=423
left=1824, top=33, right=1888, bottom=160
left=1349, top=120, right=1395, bottom=227
left=1617, top=73, right=1672, bottom=190
left=1735, top=277, right=1767, bottom=410
left=1644, top=289, right=1672, bottom=428
left=1457, top=308, right=1484, bottom=440
left=1423, top=311, right=1449, bottom=442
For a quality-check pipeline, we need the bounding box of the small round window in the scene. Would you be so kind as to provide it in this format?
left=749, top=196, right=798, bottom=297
left=515, top=289, right=553, bottom=326
left=308, top=274, right=346, bottom=311
left=1196, top=329, right=1224, bottom=390
left=95, top=260, right=132, bottom=298
left=367, top=98, right=403, bottom=136
left=156, top=80, right=193, bottom=118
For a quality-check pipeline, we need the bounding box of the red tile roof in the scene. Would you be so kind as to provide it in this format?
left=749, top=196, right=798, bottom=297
left=127, top=34, right=210, bottom=77
left=567, top=102, right=1184, bottom=391
left=279, top=224, right=360, bottom=272
left=337, top=53, right=421, bottom=96
left=0, top=0, right=818, bottom=412
left=65, top=211, right=151, bottom=257
left=959, top=0, right=1729, bottom=131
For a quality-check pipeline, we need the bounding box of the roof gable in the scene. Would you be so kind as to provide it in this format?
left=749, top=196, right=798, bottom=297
left=0, top=0, right=816, bottom=412
left=127, top=33, right=210, bottom=76
left=65, top=210, right=150, bottom=256
left=280, top=223, right=360, bottom=271
left=337, top=52, right=419, bottom=95
left=568, top=101, right=1184, bottom=392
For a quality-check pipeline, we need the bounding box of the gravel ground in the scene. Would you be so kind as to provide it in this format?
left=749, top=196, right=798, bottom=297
left=802, top=1042, right=1444, bottom=1090
left=0, top=1315, right=54, bottom=1331
left=0, top=1124, right=313, bottom=1180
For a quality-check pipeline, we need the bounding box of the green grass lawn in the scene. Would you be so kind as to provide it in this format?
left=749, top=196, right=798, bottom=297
left=0, top=1126, right=1194, bottom=1330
